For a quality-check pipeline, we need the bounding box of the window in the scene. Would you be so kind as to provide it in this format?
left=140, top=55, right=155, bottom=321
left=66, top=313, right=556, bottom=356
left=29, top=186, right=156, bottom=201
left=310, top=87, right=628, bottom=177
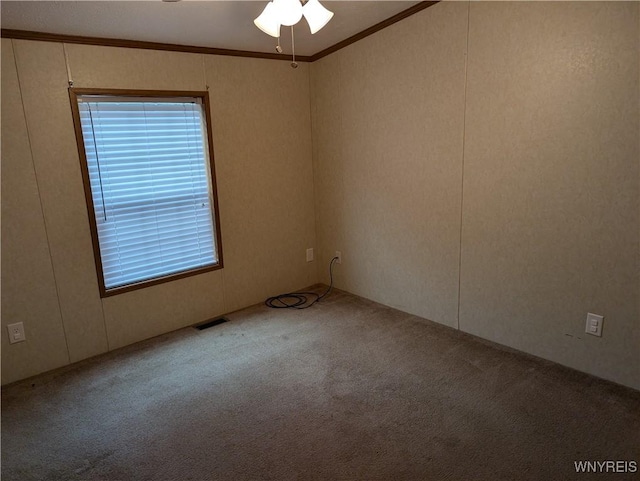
left=69, top=89, right=223, bottom=297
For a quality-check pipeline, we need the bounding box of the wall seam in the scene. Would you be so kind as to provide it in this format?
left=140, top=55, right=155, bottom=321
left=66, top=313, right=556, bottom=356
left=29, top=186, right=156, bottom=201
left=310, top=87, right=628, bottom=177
left=62, top=42, right=112, bottom=352
left=307, top=62, right=322, bottom=285
left=201, top=53, right=228, bottom=314
left=12, top=38, right=72, bottom=363
left=455, top=1, right=471, bottom=331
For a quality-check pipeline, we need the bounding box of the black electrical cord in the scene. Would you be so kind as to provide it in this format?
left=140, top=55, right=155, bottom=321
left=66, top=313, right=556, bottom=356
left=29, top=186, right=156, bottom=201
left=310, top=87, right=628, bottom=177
left=265, top=256, right=339, bottom=309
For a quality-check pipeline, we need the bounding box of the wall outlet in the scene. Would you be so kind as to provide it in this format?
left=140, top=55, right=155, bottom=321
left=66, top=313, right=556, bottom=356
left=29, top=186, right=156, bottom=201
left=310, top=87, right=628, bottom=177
left=7, top=322, right=26, bottom=344
left=335, top=251, right=342, bottom=264
left=306, top=248, right=314, bottom=262
left=585, top=313, right=603, bottom=337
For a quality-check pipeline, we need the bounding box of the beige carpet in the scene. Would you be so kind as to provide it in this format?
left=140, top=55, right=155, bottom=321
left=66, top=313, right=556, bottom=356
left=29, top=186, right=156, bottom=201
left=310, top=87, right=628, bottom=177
left=2, top=287, right=639, bottom=481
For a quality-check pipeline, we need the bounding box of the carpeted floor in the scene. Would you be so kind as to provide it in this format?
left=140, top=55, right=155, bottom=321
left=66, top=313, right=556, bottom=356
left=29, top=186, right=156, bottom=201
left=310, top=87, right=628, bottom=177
left=2, top=287, right=639, bottom=481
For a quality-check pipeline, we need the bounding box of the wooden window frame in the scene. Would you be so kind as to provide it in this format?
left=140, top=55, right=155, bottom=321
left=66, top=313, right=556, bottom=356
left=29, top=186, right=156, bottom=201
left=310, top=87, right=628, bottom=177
left=68, top=88, right=224, bottom=298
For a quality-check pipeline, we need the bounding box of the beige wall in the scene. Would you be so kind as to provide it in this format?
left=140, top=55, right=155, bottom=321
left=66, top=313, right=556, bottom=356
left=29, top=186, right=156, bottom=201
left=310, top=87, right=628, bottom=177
left=1, top=39, right=317, bottom=384
left=311, top=2, right=640, bottom=390
left=460, top=1, right=639, bottom=391
left=3, top=1, right=639, bottom=390
left=311, top=2, right=469, bottom=328
left=1, top=40, right=71, bottom=381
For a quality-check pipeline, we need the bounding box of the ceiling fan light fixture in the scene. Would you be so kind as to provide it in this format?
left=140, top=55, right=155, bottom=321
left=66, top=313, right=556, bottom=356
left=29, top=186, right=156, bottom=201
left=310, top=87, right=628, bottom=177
left=302, top=0, right=334, bottom=34
left=273, top=0, right=303, bottom=27
left=253, top=0, right=334, bottom=68
left=254, top=2, right=281, bottom=38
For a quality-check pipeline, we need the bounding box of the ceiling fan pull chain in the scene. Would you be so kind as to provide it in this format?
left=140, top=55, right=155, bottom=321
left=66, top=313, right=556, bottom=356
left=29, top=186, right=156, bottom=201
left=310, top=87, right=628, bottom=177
left=291, top=25, right=298, bottom=69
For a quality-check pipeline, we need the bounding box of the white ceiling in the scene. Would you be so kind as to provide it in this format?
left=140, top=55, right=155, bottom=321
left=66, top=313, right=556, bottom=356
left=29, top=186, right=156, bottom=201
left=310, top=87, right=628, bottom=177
left=0, top=1, right=421, bottom=57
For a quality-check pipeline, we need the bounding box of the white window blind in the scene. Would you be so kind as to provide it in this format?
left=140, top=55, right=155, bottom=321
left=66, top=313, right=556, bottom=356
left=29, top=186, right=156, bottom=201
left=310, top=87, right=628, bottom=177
left=77, top=97, right=219, bottom=290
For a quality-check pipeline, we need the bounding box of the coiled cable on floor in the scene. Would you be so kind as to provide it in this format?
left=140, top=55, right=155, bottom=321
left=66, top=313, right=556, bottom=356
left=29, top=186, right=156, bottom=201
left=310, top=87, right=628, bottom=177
left=265, top=257, right=339, bottom=309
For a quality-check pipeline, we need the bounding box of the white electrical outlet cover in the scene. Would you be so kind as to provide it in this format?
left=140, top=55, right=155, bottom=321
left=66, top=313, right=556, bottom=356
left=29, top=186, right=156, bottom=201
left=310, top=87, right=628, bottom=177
left=7, top=322, right=26, bottom=344
left=585, top=313, right=603, bottom=337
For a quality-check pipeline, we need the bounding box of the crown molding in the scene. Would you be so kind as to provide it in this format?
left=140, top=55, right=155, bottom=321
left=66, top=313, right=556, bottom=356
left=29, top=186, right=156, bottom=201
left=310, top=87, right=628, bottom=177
left=0, top=28, right=310, bottom=62
left=309, top=1, right=438, bottom=62
left=1, top=2, right=439, bottom=63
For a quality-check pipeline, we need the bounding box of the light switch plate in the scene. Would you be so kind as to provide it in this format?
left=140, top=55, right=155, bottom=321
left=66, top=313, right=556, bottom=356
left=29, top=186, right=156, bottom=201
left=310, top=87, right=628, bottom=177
left=306, top=248, right=314, bottom=262
left=585, top=313, right=603, bottom=337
